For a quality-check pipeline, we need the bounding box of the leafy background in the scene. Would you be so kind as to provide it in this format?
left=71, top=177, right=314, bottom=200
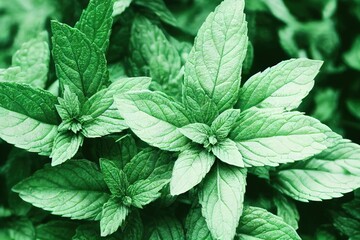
left=1, top=0, right=360, bottom=239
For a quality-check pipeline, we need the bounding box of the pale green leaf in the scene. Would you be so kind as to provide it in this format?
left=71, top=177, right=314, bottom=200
left=231, top=109, right=332, bottom=167
left=183, top=0, right=248, bottom=123
left=50, top=132, right=84, bottom=166
left=273, top=195, right=299, bottom=230
left=114, top=91, right=190, bottom=151
left=212, top=138, right=244, bottom=167
left=127, top=179, right=166, bottom=208
left=274, top=139, right=360, bottom=201
left=100, top=158, right=128, bottom=196
left=237, top=206, right=301, bottom=240
left=170, top=149, right=215, bottom=195
left=75, top=0, right=114, bottom=52
left=56, top=86, right=81, bottom=121
left=134, top=0, right=178, bottom=27
left=239, top=59, right=323, bottom=111
left=185, top=206, right=214, bottom=240
left=100, top=198, right=129, bottom=236
left=179, top=123, right=211, bottom=144
left=51, top=21, right=108, bottom=102
left=36, top=221, right=78, bottom=240
left=199, top=163, right=247, bottom=240
left=13, top=160, right=110, bottom=220
left=211, top=109, right=241, bottom=140
left=113, top=0, right=132, bottom=17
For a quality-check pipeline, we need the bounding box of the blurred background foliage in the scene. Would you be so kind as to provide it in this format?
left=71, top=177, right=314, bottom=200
left=1, top=0, right=360, bottom=239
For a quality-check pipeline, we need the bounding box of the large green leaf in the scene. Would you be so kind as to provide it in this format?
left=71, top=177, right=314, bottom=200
left=199, top=163, right=247, bottom=240
left=114, top=91, right=190, bottom=151
left=183, top=0, right=248, bottom=123
left=51, top=21, right=108, bottom=102
left=146, top=215, right=185, bottom=240
left=134, top=0, right=177, bottom=27
left=185, top=207, right=213, bottom=240
left=50, top=132, right=84, bottom=166
left=36, top=221, right=78, bottom=240
left=239, top=59, right=322, bottom=111
left=231, top=109, right=333, bottom=167
left=100, top=198, right=129, bottom=236
left=13, top=160, right=110, bottom=220
left=273, top=139, right=360, bottom=201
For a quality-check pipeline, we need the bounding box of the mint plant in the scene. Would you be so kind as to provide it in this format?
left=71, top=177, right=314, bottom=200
left=1, top=0, right=360, bottom=239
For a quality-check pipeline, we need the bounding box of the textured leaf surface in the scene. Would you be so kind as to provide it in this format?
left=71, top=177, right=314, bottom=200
left=100, top=159, right=128, bottom=196
left=113, top=0, right=132, bottom=17
left=273, top=195, right=299, bottom=230
left=50, top=132, right=84, bottom=166
left=36, top=221, right=77, bottom=240
left=183, top=0, right=248, bottom=123
left=179, top=123, right=211, bottom=144
left=170, top=149, right=215, bottom=195
left=7, top=218, right=35, bottom=240
left=75, top=0, right=114, bottom=52
left=127, top=179, right=166, bottom=208
left=100, top=198, right=129, bottom=236
left=199, top=163, right=247, bottom=240
left=212, top=138, right=244, bottom=167
left=146, top=215, right=185, bottom=240
left=211, top=109, right=241, bottom=140
left=239, top=59, right=322, bottom=111
left=231, top=109, right=332, bottom=167
left=115, top=91, right=190, bottom=151
left=237, top=206, right=301, bottom=240
left=134, top=0, right=178, bottom=27
left=185, top=207, right=213, bottom=240
left=13, top=160, right=110, bottom=220
left=274, top=139, right=360, bottom=201
left=52, top=21, right=108, bottom=102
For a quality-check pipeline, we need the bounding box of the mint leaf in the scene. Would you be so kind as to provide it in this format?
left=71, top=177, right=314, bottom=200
left=334, top=214, right=360, bottom=239
left=211, top=109, right=241, bottom=140
left=123, top=148, right=174, bottom=184
left=239, top=59, right=323, bottom=111
left=230, top=109, right=332, bottom=167
left=36, top=221, right=78, bottom=240
left=273, top=194, right=299, bottom=230
left=199, top=162, right=247, bottom=240
left=13, top=160, right=110, bottom=220
left=113, top=0, right=132, bottom=17
left=179, top=123, right=211, bottom=144
left=134, top=0, right=178, bottom=27
left=75, top=0, right=114, bottom=52
left=0, top=32, right=49, bottom=88
left=273, top=139, right=360, bottom=201
left=127, top=179, right=167, bottom=208
left=50, top=132, right=84, bottom=166
left=347, top=99, right=360, bottom=120
left=129, top=16, right=181, bottom=86
left=344, top=35, right=360, bottom=71
left=56, top=86, right=81, bottom=122
left=51, top=21, right=108, bottom=102
left=73, top=223, right=122, bottom=240
left=212, top=138, right=244, bottom=167
left=185, top=207, right=213, bottom=240
left=100, top=198, right=129, bottom=236
left=170, top=149, right=215, bottom=195
left=0, top=82, right=59, bottom=155
left=115, top=91, right=190, bottom=151
left=100, top=158, right=128, bottom=196
left=7, top=218, right=35, bottom=240
left=146, top=215, right=185, bottom=240
left=183, top=0, right=248, bottom=123
left=237, top=206, right=301, bottom=240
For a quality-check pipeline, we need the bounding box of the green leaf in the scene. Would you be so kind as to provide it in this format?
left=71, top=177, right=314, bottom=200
left=230, top=109, right=332, bottom=167
left=36, top=221, right=78, bottom=240
left=211, top=109, right=241, bottom=140
left=344, top=35, right=360, bottom=71
left=179, top=123, right=211, bottom=144
left=170, top=149, right=215, bottom=195
left=237, top=206, right=301, bottom=240
left=123, top=148, right=174, bottom=184
left=50, top=132, right=84, bottom=166
left=75, top=0, right=114, bottom=52
left=146, top=215, right=185, bottom=240
left=183, top=0, right=248, bottom=123
left=7, top=218, right=35, bottom=240
left=114, top=91, right=190, bottom=151
left=113, top=0, right=132, bottom=17
left=239, top=59, right=323, bottom=111
left=0, top=82, right=59, bottom=155
left=199, top=162, right=247, bottom=240
left=56, top=86, right=81, bottom=121
left=333, top=214, right=360, bottom=239
left=0, top=32, right=50, bottom=88
left=273, top=139, right=360, bottom=201
left=212, top=138, right=244, bottom=167
left=72, top=223, right=122, bottom=240
left=100, top=158, right=128, bottom=196
left=185, top=206, right=214, bottom=240
left=127, top=179, right=167, bottom=208
left=129, top=16, right=181, bottom=86
left=343, top=199, right=360, bottom=220
left=273, top=194, right=299, bottom=230
left=100, top=198, right=129, bottom=236
left=347, top=99, right=360, bottom=120
left=13, top=160, right=110, bottom=220
left=134, top=0, right=178, bottom=27
left=51, top=21, right=108, bottom=102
